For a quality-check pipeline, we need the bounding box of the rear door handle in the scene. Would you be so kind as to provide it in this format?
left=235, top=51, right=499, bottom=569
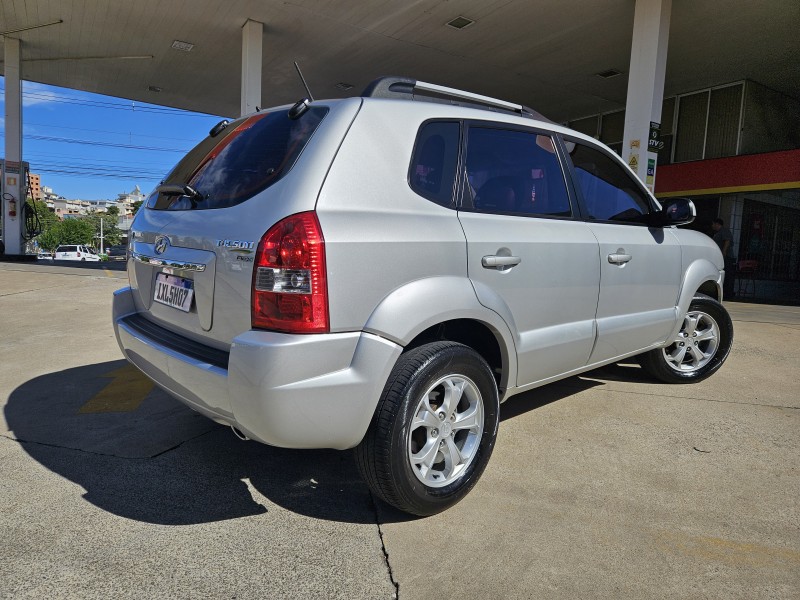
left=482, top=255, right=522, bottom=269
left=608, top=251, right=632, bottom=265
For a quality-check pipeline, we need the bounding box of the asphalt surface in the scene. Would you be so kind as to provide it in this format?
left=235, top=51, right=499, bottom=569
left=1, top=260, right=798, bottom=599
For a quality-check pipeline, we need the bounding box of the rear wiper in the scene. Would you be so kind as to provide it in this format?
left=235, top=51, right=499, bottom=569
left=157, top=184, right=205, bottom=208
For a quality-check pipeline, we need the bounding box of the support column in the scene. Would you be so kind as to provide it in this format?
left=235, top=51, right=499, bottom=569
left=621, top=0, right=671, bottom=194
left=241, top=19, right=263, bottom=117
left=3, top=36, right=24, bottom=255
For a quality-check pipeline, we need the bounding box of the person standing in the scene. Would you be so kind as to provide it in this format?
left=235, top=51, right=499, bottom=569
left=712, top=218, right=736, bottom=299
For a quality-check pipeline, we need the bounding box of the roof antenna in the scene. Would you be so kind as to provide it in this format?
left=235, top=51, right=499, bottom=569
left=289, top=61, right=314, bottom=120
left=294, top=61, right=314, bottom=101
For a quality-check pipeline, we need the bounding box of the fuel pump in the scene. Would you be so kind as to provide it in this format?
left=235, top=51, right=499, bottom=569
left=1, top=159, right=38, bottom=257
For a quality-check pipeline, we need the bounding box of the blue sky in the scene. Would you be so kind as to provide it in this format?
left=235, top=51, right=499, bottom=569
left=0, top=76, right=223, bottom=200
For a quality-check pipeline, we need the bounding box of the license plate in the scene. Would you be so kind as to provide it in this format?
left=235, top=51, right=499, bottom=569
left=153, top=272, right=194, bottom=312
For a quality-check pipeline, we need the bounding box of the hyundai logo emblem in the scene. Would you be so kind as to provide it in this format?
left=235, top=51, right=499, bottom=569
left=154, top=236, right=169, bottom=255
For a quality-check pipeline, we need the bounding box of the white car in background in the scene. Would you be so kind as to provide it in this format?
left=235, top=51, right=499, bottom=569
left=54, top=245, right=100, bottom=261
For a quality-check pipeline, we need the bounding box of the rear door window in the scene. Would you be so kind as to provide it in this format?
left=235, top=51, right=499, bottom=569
left=462, top=126, right=572, bottom=217
left=147, top=107, right=329, bottom=211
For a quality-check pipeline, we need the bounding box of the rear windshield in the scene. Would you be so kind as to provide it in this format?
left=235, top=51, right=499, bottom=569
left=57, top=246, right=77, bottom=252
left=147, top=106, right=329, bottom=210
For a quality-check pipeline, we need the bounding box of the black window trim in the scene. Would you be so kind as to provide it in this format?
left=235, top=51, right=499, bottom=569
left=455, top=120, right=581, bottom=221
left=557, top=133, right=659, bottom=227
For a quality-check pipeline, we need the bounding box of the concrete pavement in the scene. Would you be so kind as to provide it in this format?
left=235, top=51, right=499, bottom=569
left=1, top=261, right=797, bottom=599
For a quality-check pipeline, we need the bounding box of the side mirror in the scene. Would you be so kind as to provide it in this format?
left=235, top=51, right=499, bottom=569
left=650, top=197, right=695, bottom=227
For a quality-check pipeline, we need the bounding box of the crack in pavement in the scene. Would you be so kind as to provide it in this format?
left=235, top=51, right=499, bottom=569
left=0, top=282, right=77, bottom=298
left=0, top=428, right=216, bottom=459
left=368, top=491, right=400, bottom=599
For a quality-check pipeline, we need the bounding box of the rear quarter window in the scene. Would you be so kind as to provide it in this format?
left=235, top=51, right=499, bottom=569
left=408, top=121, right=460, bottom=207
left=147, top=107, right=329, bottom=211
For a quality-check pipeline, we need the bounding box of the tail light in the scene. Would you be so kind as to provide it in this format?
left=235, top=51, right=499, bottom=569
left=251, top=211, right=328, bottom=333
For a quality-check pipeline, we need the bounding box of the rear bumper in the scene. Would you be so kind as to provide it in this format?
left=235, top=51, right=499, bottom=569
left=112, top=287, right=402, bottom=450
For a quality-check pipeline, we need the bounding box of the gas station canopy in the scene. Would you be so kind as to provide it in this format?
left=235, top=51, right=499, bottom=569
left=1, top=0, right=797, bottom=122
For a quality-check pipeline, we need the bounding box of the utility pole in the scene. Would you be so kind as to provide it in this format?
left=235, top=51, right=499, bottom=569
left=100, top=217, right=104, bottom=254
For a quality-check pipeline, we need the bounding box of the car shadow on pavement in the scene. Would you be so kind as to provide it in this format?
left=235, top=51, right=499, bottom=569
left=582, top=361, right=656, bottom=384
left=499, top=376, right=604, bottom=422
left=5, top=360, right=650, bottom=526
left=5, top=361, right=386, bottom=526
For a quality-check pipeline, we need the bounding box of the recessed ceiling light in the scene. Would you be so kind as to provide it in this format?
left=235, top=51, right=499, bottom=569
left=171, top=40, right=194, bottom=52
left=335, top=82, right=354, bottom=91
left=446, top=16, right=474, bottom=30
left=596, top=69, right=623, bottom=79
left=148, top=85, right=162, bottom=92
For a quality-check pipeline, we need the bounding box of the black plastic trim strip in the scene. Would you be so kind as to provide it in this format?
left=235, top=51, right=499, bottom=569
left=121, top=313, right=230, bottom=370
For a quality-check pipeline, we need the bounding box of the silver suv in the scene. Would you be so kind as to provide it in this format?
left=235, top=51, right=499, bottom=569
left=113, top=78, right=733, bottom=516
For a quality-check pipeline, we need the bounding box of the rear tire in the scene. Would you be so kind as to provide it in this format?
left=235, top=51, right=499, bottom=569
left=639, top=293, right=733, bottom=383
left=356, top=342, right=499, bottom=516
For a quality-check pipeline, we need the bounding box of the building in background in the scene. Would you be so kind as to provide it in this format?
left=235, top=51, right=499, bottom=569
left=116, top=185, right=145, bottom=218
left=114, top=185, right=145, bottom=241
left=566, top=79, right=800, bottom=303
left=52, top=198, right=93, bottom=217
left=27, top=173, right=42, bottom=201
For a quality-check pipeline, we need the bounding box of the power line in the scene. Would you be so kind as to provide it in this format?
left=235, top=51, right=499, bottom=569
left=0, top=86, right=222, bottom=117
left=34, top=168, right=160, bottom=181
left=25, top=152, right=173, bottom=167
left=1, top=128, right=189, bottom=152
left=31, top=162, right=166, bottom=178
left=22, top=120, right=202, bottom=143
left=18, top=133, right=189, bottom=153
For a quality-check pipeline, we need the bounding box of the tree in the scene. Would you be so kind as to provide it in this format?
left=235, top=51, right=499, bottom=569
left=37, top=218, right=95, bottom=251
left=84, top=207, right=122, bottom=248
left=131, top=200, right=143, bottom=214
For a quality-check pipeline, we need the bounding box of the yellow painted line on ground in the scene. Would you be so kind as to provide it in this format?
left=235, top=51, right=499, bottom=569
left=103, top=268, right=117, bottom=278
left=656, top=530, right=800, bottom=567
left=79, top=364, right=154, bottom=414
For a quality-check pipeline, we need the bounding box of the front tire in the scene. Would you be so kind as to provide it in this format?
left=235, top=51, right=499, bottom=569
left=356, top=342, right=500, bottom=516
left=639, top=293, right=733, bottom=383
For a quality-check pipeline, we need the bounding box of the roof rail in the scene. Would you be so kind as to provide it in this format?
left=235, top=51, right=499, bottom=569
left=360, top=76, right=551, bottom=122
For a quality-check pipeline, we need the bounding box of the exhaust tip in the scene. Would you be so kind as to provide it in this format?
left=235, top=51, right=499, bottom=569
left=231, top=425, right=249, bottom=441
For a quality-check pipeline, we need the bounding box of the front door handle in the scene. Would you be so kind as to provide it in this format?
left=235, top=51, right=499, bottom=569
left=608, top=250, right=632, bottom=265
left=482, top=255, right=522, bottom=269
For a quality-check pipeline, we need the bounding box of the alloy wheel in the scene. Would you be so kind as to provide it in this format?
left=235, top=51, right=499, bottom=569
left=662, top=310, right=720, bottom=373
left=407, top=375, right=485, bottom=488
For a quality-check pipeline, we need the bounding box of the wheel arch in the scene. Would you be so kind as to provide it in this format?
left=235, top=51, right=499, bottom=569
left=363, top=276, right=517, bottom=395
left=405, top=319, right=509, bottom=393
left=667, top=258, right=723, bottom=342
left=696, top=280, right=720, bottom=301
